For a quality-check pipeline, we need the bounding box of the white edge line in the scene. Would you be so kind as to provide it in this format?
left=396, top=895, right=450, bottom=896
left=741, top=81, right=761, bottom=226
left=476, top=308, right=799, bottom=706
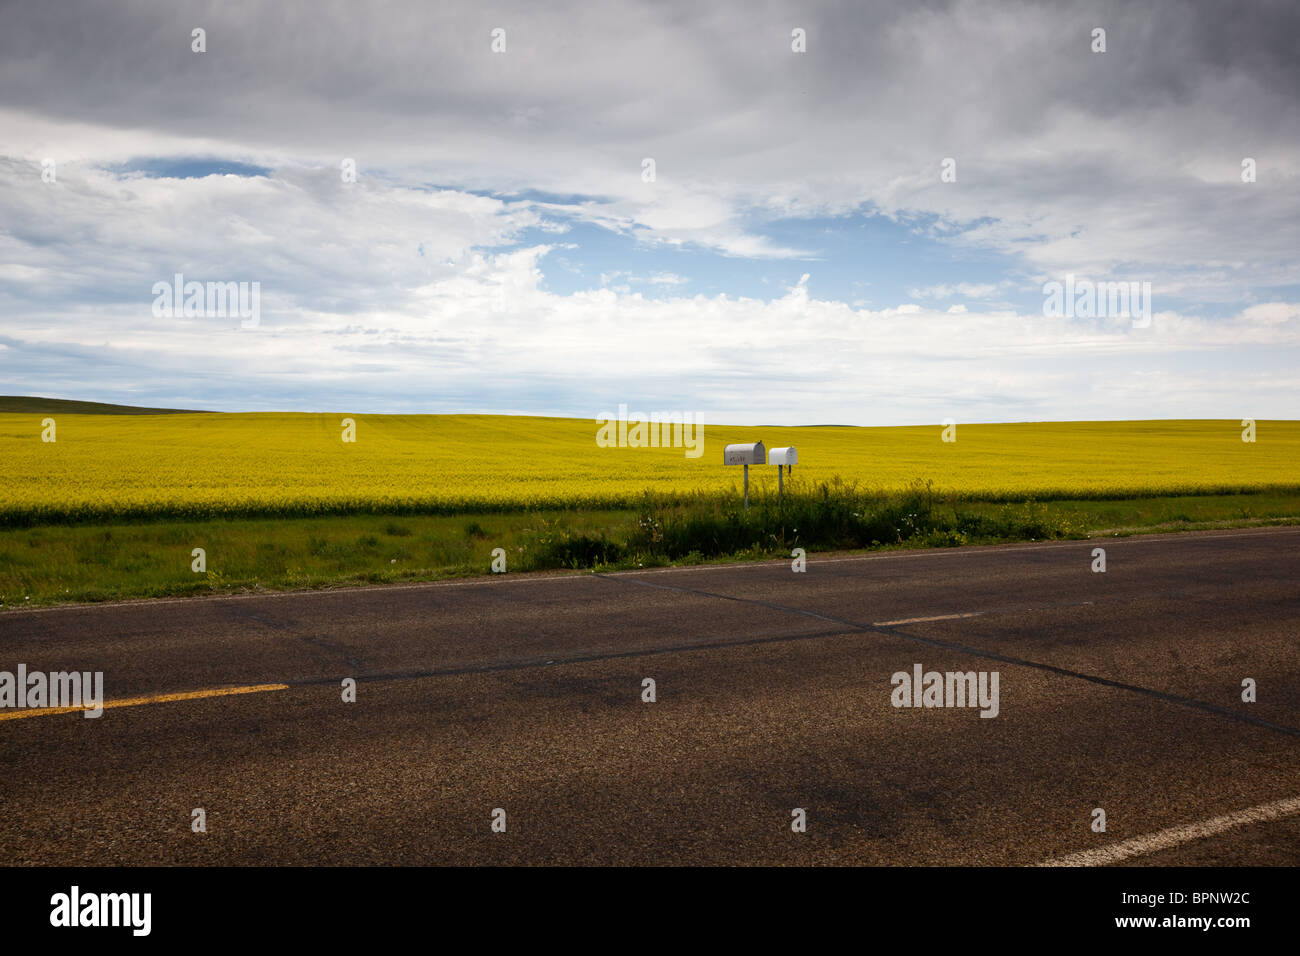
left=1035, top=794, right=1300, bottom=867
left=874, top=611, right=986, bottom=626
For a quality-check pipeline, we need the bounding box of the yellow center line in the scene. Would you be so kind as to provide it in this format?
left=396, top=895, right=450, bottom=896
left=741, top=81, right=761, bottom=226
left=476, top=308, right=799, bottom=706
left=0, top=682, right=290, bottom=721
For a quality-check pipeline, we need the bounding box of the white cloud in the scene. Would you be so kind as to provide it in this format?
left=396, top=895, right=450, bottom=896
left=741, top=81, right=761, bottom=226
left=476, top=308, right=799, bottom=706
left=911, top=282, right=1006, bottom=300
left=6, top=234, right=1298, bottom=422
left=2, top=1, right=1295, bottom=285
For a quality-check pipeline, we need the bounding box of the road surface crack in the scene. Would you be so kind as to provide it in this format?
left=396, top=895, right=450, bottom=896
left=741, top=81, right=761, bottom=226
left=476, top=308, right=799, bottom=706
left=593, top=573, right=1300, bottom=740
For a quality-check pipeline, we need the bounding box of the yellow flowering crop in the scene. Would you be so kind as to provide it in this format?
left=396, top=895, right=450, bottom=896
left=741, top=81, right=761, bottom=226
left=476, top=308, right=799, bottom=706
left=1, top=413, right=1294, bottom=524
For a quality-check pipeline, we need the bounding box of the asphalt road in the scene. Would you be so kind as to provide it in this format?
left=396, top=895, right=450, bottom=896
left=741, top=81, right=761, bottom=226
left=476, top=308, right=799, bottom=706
left=1, top=526, right=1298, bottom=866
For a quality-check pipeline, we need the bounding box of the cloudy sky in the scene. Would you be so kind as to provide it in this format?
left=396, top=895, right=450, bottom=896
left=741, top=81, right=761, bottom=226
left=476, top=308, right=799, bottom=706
left=1, top=0, right=1297, bottom=424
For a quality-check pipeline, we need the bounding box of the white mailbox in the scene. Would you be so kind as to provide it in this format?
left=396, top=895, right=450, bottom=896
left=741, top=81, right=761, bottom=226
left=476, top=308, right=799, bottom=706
left=723, top=442, right=765, bottom=511
left=723, top=442, right=766, bottom=466
left=769, top=445, right=797, bottom=499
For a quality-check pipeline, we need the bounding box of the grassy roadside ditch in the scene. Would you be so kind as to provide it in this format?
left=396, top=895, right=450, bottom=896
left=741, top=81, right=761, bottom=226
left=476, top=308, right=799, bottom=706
left=3, top=481, right=1298, bottom=608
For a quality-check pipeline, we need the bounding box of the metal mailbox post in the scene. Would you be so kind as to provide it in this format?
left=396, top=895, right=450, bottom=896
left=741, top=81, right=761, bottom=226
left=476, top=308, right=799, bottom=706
left=769, top=446, right=797, bottom=500
left=723, top=442, right=766, bottom=511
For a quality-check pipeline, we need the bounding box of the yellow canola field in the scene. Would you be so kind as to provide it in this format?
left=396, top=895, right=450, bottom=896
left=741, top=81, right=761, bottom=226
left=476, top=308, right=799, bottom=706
left=0, top=413, right=1295, bottom=522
